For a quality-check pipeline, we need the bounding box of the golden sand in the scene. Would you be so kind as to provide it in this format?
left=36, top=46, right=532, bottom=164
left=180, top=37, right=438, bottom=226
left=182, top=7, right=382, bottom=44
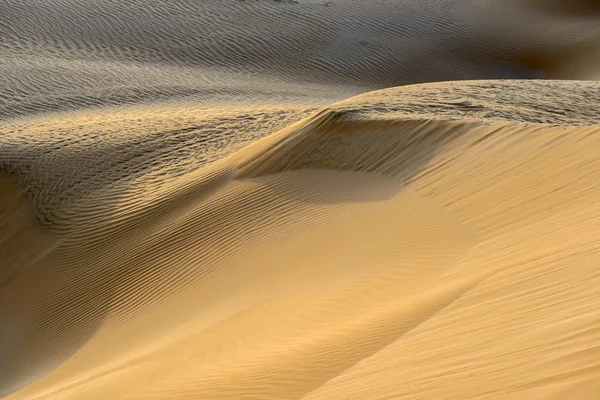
left=1, top=1, right=600, bottom=399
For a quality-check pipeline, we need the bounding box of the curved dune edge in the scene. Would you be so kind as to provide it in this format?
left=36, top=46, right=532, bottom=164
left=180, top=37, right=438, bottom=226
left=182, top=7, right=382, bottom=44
left=2, top=80, right=600, bottom=399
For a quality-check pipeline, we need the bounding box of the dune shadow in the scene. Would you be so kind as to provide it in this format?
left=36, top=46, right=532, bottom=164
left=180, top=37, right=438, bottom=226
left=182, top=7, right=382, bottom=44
left=245, top=168, right=405, bottom=206
left=0, top=165, right=233, bottom=397
left=236, top=109, right=457, bottom=192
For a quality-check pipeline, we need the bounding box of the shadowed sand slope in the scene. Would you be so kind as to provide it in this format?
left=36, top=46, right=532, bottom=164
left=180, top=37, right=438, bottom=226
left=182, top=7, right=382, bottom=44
left=1, top=0, right=599, bottom=119
left=1, top=80, right=600, bottom=399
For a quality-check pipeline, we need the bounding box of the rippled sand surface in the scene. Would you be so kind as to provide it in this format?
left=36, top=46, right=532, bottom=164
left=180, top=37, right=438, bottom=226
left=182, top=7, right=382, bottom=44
left=2, top=0, right=600, bottom=119
left=2, top=1, right=600, bottom=399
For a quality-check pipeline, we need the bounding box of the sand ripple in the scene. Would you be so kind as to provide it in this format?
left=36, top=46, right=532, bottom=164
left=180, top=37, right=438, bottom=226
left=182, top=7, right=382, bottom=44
left=2, top=79, right=600, bottom=398
left=2, top=0, right=600, bottom=398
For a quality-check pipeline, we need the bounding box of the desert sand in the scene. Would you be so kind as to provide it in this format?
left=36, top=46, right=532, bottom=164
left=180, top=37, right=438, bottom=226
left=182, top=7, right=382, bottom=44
left=1, top=1, right=600, bottom=399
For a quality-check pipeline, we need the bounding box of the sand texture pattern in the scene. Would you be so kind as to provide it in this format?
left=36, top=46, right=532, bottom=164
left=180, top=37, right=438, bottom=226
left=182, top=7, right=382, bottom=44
left=2, top=0, right=600, bottom=119
left=2, top=1, right=600, bottom=399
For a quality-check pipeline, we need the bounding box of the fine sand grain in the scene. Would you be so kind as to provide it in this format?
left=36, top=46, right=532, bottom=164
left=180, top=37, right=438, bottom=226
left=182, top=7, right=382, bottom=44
left=1, top=0, right=599, bottom=119
left=2, top=1, right=600, bottom=399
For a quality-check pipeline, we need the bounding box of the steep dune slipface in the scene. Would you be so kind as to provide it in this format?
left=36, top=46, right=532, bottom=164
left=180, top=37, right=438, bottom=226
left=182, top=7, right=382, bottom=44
left=1, top=80, right=600, bottom=399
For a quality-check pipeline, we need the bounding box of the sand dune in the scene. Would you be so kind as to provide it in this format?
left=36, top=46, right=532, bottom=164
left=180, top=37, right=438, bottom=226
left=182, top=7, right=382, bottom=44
left=2, top=0, right=600, bottom=399
left=2, top=79, right=600, bottom=399
left=2, top=0, right=600, bottom=119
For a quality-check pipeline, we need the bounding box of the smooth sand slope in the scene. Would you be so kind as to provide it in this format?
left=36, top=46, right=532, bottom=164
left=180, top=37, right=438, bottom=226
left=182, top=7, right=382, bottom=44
left=2, top=79, right=600, bottom=399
